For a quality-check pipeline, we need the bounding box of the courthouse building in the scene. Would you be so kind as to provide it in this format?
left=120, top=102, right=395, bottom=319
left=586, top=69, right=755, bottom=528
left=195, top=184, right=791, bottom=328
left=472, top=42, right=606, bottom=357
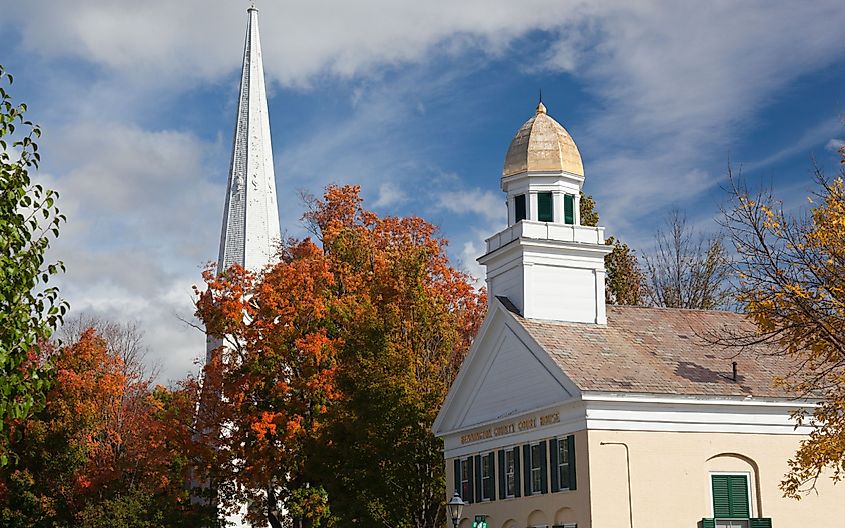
left=433, top=102, right=843, bottom=528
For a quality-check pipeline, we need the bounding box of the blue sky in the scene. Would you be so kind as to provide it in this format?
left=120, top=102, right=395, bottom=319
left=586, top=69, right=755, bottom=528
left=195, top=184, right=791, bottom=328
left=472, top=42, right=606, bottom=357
left=2, top=1, right=843, bottom=381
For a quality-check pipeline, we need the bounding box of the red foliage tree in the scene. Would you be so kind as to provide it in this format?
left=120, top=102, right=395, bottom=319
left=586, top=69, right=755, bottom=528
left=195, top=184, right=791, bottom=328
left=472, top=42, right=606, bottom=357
left=194, top=185, right=486, bottom=527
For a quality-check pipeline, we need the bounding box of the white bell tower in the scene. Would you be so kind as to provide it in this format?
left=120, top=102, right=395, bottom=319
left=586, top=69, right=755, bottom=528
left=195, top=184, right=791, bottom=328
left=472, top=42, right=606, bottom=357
left=478, top=101, right=611, bottom=324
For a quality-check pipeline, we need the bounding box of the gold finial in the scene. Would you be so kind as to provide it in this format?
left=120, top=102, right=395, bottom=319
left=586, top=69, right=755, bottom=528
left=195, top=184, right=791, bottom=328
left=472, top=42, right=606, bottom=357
left=536, top=89, right=546, bottom=114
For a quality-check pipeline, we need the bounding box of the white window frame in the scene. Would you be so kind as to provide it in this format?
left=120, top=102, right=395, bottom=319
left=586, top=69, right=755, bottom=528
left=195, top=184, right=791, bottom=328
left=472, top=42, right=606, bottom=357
left=505, top=449, right=515, bottom=498
left=460, top=458, right=471, bottom=502
left=556, top=436, right=571, bottom=490
left=709, top=471, right=754, bottom=521
left=530, top=443, right=542, bottom=494
left=481, top=453, right=492, bottom=501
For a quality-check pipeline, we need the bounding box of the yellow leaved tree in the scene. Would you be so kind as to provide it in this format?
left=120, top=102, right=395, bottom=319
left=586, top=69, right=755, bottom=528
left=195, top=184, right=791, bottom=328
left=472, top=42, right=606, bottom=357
left=722, top=144, right=845, bottom=497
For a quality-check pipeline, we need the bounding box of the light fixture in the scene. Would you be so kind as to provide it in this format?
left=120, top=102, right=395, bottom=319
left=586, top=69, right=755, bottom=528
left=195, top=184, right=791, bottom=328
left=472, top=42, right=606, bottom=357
left=446, top=490, right=466, bottom=528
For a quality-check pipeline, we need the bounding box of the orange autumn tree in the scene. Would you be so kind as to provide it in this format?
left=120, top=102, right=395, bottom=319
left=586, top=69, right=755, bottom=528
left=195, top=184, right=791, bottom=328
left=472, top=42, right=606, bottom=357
left=195, top=239, right=345, bottom=527
left=722, top=146, right=845, bottom=498
left=304, top=185, right=485, bottom=527
left=1, top=328, right=203, bottom=527
left=194, top=185, right=485, bottom=528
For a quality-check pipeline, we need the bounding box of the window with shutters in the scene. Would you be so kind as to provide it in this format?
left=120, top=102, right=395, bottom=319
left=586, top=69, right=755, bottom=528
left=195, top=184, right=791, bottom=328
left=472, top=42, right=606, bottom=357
left=504, top=449, right=515, bottom=497
left=538, top=192, right=553, bottom=222
left=481, top=454, right=493, bottom=501
left=556, top=437, right=571, bottom=490
left=460, top=458, right=471, bottom=503
left=514, top=194, right=527, bottom=222
left=711, top=474, right=751, bottom=528
left=530, top=443, right=543, bottom=493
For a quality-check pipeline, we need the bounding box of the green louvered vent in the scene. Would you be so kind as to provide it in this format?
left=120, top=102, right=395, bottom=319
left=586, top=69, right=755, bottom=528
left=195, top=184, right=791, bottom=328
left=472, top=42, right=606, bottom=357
left=538, top=192, right=553, bottom=222
left=712, top=476, right=731, bottom=518
left=564, top=194, right=575, bottom=224
left=712, top=475, right=749, bottom=518
left=749, top=519, right=772, bottom=528
left=698, top=519, right=715, bottom=528
left=729, top=476, right=750, bottom=517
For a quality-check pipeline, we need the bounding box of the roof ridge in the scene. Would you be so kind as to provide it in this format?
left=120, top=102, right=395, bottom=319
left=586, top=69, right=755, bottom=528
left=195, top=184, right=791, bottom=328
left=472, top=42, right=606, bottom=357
left=608, top=304, right=743, bottom=316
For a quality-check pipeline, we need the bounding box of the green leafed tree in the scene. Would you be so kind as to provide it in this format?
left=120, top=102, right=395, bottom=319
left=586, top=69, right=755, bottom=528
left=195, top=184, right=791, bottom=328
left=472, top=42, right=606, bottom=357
left=0, top=65, right=67, bottom=465
left=580, top=192, right=644, bottom=305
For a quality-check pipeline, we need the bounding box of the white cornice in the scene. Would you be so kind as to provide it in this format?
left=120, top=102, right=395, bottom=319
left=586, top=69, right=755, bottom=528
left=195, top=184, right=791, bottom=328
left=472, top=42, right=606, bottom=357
left=441, top=391, right=815, bottom=459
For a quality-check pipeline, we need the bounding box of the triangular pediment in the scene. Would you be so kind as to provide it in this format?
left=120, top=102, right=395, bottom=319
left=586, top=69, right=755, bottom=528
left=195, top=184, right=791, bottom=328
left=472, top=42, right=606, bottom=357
left=434, top=299, right=579, bottom=435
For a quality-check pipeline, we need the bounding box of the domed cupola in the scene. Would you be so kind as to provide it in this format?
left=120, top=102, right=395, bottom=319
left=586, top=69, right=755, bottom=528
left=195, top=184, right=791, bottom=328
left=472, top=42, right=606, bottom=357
left=503, top=101, right=584, bottom=179
left=478, top=100, right=611, bottom=325
left=498, top=101, right=587, bottom=228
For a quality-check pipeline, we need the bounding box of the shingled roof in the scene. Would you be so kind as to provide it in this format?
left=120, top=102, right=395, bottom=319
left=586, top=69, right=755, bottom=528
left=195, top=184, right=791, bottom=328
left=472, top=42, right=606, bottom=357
left=500, top=300, right=798, bottom=399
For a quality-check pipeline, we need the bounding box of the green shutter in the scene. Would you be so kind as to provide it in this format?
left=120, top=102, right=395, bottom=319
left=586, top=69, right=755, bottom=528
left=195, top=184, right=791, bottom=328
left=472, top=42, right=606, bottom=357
left=698, top=519, right=715, bottom=528
left=712, top=475, right=749, bottom=518
left=567, top=435, right=577, bottom=491
left=466, top=456, right=474, bottom=503
left=453, top=459, right=461, bottom=496
left=729, top=475, right=750, bottom=517
left=549, top=438, right=560, bottom=492
left=515, top=194, right=527, bottom=222
left=712, top=475, right=731, bottom=517
left=474, top=454, right=482, bottom=501
left=487, top=452, right=496, bottom=501
left=498, top=450, right=506, bottom=499
left=538, top=192, right=553, bottom=222
left=522, top=444, right=531, bottom=496
left=564, top=194, right=575, bottom=224
left=749, top=519, right=772, bottom=528
left=513, top=446, right=521, bottom=497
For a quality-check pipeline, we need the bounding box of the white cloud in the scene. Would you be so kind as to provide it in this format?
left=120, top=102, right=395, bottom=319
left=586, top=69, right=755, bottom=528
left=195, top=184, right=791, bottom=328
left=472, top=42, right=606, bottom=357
left=435, top=187, right=505, bottom=224
left=6, top=0, right=845, bottom=381
left=373, top=182, right=408, bottom=209
left=531, top=1, right=845, bottom=240
left=41, top=122, right=220, bottom=381
left=1, top=0, right=579, bottom=89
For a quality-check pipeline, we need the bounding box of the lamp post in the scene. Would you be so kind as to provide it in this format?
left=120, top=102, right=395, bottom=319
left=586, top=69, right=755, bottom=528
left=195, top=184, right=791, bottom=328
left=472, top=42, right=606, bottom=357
left=446, top=490, right=466, bottom=528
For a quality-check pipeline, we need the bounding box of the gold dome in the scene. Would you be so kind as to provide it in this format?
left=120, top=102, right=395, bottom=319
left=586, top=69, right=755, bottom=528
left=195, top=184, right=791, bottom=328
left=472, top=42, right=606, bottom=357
left=502, top=102, right=584, bottom=178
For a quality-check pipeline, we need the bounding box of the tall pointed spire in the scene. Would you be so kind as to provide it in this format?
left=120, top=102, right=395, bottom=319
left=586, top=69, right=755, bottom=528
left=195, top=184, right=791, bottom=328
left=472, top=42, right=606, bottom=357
left=217, top=6, right=281, bottom=275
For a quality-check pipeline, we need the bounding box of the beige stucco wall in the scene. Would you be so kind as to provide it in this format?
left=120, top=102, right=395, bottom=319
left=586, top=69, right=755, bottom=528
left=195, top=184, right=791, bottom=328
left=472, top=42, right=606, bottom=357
left=446, top=428, right=844, bottom=528
left=446, top=430, right=592, bottom=528
left=587, top=429, right=844, bottom=527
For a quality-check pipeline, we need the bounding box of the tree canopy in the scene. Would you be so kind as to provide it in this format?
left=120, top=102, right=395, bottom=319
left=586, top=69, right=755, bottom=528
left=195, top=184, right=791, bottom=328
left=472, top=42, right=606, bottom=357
left=642, top=210, right=731, bottom=310
left=0, top=65, right=67, bottom=466
left=0, top=328, right=205, bottom=527
left=723, top=148, right=845, bottom=498
left=580, top=192, right=644, bottom=305
left=194, top=185, right=486, bottom=527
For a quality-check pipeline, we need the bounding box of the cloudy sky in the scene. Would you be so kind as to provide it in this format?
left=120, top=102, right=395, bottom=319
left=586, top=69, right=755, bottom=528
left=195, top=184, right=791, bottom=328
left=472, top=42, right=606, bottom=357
left=2, top=1, right=844, bottom=382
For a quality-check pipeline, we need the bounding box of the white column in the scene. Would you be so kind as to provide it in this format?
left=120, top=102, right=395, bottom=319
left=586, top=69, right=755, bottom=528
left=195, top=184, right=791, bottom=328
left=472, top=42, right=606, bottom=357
left=574, top=193, right=581, bottom=226
left=553, top=192, right=563, bottom=223
left=507, top=197, right=515, bottom=226
left=594, top=268, right=607, bottom=324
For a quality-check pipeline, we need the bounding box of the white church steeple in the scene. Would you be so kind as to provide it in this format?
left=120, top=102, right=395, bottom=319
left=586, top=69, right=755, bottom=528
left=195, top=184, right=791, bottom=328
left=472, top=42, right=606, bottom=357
left=478, top=101, right=611, bottom=324
left=217, top=6, right=281, bottom=275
